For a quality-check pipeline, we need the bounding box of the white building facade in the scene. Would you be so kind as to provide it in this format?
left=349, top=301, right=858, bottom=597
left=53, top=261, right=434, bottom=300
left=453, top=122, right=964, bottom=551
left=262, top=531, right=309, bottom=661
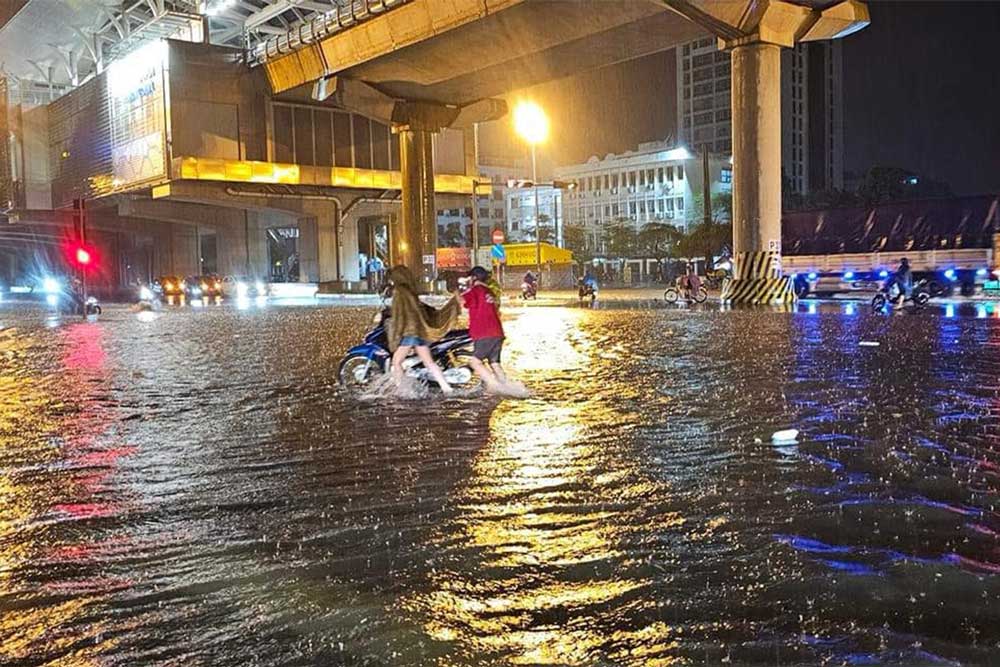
left=677, top=37, right=844, bottom=194
left=554, top=140, right=732, bottom=252
left=505, top=186, right=562, bottom=244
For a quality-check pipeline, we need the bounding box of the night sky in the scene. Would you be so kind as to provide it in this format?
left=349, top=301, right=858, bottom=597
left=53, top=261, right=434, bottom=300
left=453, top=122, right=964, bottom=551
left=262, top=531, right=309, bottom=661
left=481, top=1, right=1000, bottom=196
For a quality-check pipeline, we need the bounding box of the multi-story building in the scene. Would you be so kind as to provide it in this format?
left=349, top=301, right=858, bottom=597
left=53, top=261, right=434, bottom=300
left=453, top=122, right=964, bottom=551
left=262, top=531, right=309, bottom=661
left=676, top=37, right=844, bottom=195
left=435, top=153, right=529, bottom=247
left=505, top=186, right=562, bottom=244
left=554, top=139, right=732, bottom=252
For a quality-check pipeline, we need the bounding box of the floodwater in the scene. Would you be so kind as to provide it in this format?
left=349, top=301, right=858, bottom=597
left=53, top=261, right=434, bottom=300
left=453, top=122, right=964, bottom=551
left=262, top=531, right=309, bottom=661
left=1, top=300, right=999, bottom=666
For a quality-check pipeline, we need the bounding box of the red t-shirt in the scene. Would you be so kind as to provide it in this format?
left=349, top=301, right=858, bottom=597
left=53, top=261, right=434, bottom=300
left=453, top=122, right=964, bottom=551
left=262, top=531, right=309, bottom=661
left=462, top=284, right=504, bottom=339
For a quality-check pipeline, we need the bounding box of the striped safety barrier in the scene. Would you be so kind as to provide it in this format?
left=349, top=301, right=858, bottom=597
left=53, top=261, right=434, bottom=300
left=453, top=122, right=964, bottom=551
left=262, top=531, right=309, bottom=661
left=721, top=251, right=797, bottom=305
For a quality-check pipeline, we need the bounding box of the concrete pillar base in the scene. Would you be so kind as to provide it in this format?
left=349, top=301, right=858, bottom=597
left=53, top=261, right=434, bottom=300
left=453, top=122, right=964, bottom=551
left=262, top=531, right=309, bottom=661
left=720, top=250, right=797, bottom=305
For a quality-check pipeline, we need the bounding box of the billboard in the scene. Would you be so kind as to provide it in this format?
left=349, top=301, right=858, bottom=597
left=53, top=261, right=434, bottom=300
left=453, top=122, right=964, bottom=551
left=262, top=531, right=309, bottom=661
left=108, top=40, right=167, bottom=188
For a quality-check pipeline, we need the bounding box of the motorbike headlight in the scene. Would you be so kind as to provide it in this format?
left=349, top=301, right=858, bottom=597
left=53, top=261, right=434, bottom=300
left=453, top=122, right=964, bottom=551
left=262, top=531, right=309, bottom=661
left=42, top=277, right=60, bottom=294
left=236, top=281, right=248, bottom=296
left=200, top=282, right=208, bottom=290
left=164, top=282, right=173, bottom=290
left=214, top=281, right=221, bottom=289
left=139, top=286, right=153, bottom=300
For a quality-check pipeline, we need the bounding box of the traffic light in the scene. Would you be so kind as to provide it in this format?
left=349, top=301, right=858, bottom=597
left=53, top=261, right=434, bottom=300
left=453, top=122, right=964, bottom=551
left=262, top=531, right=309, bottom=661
left=67, top=241, right=97, bottom=271
left=75, top=246, right=91, bottom=266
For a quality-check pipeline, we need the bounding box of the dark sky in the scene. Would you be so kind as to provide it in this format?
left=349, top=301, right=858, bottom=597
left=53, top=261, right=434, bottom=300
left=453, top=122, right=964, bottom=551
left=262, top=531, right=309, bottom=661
left=481, top=1, right=1000, bottom=195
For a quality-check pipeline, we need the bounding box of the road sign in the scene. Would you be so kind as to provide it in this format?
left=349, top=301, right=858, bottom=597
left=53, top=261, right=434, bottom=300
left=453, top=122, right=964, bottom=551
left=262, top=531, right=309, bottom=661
left=492, top=229, right=505, bottom=244
left=491, top=243, right=506, bottom=263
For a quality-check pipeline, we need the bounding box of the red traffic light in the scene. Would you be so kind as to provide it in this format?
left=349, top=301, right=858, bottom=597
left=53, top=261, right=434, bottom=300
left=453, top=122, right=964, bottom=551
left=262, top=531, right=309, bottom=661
left=65, top=241, right=97, bottom=270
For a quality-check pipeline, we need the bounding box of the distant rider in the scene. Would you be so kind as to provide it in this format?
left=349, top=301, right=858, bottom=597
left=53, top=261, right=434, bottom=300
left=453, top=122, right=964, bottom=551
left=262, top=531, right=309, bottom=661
left=678, top=263, right=702, bottom=299
left=523, top=271, right=537, bottom=288
left=886, top=257, right=913, bottom=304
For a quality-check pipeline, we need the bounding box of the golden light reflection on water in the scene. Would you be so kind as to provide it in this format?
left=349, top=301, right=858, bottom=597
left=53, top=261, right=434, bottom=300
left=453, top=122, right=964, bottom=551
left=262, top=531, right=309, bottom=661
left=405, top=308, right=684, bottom=665
left=0, top=326, right=119, bottom=666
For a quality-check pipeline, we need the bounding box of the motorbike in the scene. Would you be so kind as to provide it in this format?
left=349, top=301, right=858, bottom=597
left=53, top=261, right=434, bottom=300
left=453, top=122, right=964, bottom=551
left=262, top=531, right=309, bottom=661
left=872, top=278, right=931, bottom=312
left=338, top=309, right=480, bottom=392
left=521, top=281, right=537, bottom=300
left=664, top=278, right=708, bottom=304
left=43, top=280, right=101, bottom=316
left=578, top=279, right=597, bottom=305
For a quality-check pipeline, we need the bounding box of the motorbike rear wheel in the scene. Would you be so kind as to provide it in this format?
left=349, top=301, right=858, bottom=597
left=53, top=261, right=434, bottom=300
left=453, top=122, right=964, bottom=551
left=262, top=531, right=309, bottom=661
left=913, top=290, right=930, bottom=307
left=692, top=286, right=708, bottom=303
left=871, top=293, right=887, bottom=312
left=664, top=287, right=679, bottom=303
left=338, top=354, right=385, bottom=391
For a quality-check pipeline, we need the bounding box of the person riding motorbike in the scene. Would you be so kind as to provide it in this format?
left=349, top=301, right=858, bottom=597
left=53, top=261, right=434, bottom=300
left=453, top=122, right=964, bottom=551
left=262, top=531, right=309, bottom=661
left=884, top=257, right=913, bottom=306
left=676, top=263, right=702, bottom=300
left=521, top=270, right=538, bottom=299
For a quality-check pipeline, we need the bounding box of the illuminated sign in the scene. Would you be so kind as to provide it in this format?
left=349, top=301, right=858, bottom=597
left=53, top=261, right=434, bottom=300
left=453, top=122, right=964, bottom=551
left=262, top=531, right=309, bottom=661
left=108, top=40, right=167, bottom=188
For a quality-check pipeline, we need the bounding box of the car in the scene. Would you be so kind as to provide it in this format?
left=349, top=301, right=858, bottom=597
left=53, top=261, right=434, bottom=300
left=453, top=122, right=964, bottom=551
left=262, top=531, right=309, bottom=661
left=220, top=275, right=268, bottom=299
left=155, top=275, right=186, bottom=298
left=185, top=275, right=223, bottom=299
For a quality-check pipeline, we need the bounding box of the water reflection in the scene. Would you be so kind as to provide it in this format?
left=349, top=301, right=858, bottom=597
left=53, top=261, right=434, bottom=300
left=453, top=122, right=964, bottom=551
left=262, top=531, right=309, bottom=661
left=0, top=304, right=997, bottom=665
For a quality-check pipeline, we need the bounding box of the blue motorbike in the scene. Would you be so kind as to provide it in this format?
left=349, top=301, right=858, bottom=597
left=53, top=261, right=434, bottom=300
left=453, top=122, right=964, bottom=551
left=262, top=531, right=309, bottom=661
left=338, top=309, right=479, bottom=392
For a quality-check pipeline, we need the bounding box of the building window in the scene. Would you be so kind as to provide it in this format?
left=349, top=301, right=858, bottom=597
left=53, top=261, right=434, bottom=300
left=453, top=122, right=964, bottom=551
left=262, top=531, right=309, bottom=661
left=721, top=168, right=732, bottom=184
left=676, top=166, right=684, bottom=180
left=666, top=166, right=674, bottom=181
left=676, top=197, right=684, bottom=212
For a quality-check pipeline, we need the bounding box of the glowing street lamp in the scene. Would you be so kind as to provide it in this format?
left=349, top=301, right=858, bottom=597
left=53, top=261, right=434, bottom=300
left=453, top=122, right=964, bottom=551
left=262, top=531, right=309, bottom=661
left=513, top=101, right=549, bottom=281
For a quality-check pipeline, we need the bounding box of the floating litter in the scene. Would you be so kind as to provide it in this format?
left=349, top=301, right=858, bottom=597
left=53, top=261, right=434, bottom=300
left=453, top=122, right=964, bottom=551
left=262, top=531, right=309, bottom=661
left=771, top=429, right=800, bottom=444
left=858, top=341, right=880, bottom=347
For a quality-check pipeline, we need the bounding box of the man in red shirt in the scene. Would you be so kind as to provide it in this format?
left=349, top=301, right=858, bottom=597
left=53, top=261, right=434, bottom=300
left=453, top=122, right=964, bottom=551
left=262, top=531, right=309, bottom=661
left=459, top=266, right=508, bottom=391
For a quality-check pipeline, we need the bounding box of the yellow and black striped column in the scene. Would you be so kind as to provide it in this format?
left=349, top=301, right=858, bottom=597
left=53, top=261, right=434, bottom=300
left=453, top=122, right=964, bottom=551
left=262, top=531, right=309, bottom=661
left=720, top=251, right=797, bottom=305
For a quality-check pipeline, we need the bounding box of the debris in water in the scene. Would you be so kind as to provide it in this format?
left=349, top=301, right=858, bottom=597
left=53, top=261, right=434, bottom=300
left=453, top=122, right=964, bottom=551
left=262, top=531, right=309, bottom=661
left=771, top=429, right=800, bottom=444
left=859, top=341, right=880, bottom=347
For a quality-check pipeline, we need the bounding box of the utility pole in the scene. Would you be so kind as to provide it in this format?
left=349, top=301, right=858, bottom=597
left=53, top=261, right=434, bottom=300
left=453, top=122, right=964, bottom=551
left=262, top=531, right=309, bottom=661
left=702, top=146, right=712, bottom=228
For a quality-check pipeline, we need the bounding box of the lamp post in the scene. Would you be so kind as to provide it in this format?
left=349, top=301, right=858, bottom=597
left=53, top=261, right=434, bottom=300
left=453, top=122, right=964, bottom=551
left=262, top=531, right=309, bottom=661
left=513, top=101, right=549, bottom=284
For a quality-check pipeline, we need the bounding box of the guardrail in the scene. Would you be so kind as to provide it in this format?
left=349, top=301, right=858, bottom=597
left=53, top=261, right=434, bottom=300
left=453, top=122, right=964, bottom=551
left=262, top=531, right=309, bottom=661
left=247, top=0, right=411, bottom=67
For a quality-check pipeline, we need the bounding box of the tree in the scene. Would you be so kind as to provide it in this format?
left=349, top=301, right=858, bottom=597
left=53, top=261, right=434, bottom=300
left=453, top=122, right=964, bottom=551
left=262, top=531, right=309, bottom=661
left=688, top=191, right=733, bottom=226
left=606, top=218, right=638, bottom=258
left=677, top=221, right=732, bottom=261
left=535, top=213, right=555, bottom=244
left=440, top=222, right=465, bottom=247
left=563, top=223, right=591, bottom=261
left=637, top=222, right=682, bottom=259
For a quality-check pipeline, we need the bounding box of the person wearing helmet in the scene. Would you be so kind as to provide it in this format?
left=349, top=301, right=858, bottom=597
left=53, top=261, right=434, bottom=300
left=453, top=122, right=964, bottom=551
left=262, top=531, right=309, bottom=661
left=459, top=266, right=507, bottom=391
left=887, top=257, right=913, bottom=306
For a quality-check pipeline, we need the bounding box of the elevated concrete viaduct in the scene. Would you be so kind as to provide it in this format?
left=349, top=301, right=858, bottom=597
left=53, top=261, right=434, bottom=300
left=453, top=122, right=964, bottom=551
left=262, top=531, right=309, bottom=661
left=260, top=0, right=870, bottom=301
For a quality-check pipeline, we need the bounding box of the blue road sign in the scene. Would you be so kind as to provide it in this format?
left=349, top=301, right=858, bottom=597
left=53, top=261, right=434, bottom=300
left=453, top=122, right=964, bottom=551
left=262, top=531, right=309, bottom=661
left=491, top=243, right=506, bottom=262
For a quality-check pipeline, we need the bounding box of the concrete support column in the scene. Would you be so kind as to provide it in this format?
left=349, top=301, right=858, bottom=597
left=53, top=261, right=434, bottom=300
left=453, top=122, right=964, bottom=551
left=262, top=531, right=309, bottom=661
left=731, top=42, right=782, bottom=259
left=393, top=127, right=437, bottom=289
left=171, top=225, right=201, bottom=277
left=299, top=204, right=340, bottom=284
left=217, top=211, right=269, bottom=278
left=721, top=40, right=795, bottom=305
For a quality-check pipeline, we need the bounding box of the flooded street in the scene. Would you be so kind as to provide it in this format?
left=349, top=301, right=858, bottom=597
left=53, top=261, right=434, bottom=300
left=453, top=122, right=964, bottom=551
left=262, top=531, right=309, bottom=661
left=2, top=302, right=999, bottom=666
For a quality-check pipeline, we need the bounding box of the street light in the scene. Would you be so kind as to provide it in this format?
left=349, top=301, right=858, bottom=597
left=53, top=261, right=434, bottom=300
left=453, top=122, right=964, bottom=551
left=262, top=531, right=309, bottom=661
left=513, top=101, right=549, bottom=282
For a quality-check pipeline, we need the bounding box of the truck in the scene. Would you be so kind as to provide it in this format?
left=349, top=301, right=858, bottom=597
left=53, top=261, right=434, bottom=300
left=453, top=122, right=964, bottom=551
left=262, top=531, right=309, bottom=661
left=782, top=195, right=1000, bottom=298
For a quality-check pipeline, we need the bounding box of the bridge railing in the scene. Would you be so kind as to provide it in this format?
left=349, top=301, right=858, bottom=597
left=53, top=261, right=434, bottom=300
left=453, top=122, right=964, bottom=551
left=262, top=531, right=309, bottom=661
left=246, top=0, right=411, bottom=67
